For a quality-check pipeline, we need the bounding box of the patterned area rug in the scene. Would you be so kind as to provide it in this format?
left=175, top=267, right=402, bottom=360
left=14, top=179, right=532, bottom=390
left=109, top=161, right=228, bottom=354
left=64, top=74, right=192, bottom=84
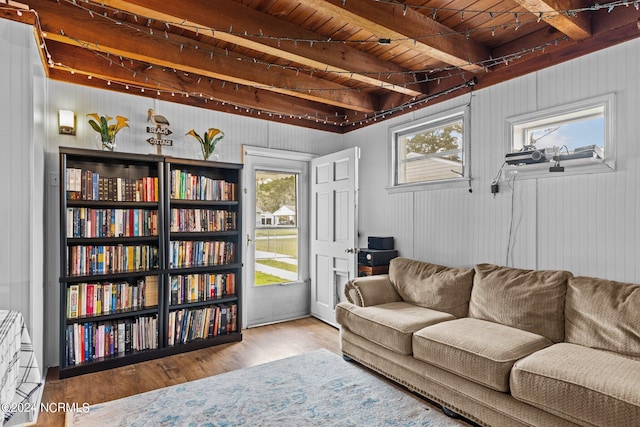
left=66, top=349, right=466, bottom=426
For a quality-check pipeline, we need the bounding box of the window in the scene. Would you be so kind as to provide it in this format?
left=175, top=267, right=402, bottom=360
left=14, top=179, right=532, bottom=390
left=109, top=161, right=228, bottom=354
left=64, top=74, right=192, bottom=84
left=254, top=171, right=299, bottom=286
left=505, top=94, right=615, bottom=176
left=389, top=106, right=470, bottom=191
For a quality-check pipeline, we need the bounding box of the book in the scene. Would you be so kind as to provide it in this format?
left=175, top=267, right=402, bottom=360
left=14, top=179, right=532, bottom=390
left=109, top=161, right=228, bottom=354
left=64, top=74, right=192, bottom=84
left=147, top=276, right=157, bottom=307
left=125, top=320, right=132, bottom=353
left=168, top=311, right=175, bottom=346
left=66, top=325, right=75, bottom=366
left=229, top=303, right=237, bottom=333
left=219, top=304, right=228, bottom=335
left=170, top=276, right=179, bottom=305
left=86, top=284, right=95, bottom=316
left=117, top=322, right=126, bottom=355
left=208, top=307, right=217, bottom=338
left=68, top=285, right=79, bottom=318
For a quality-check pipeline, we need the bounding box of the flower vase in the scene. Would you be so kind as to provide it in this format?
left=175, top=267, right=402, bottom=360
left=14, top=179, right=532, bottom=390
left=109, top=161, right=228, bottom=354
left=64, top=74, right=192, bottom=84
left=203, top=152, right=219, bottom=161
left=96, top=134, right=116, bottom=151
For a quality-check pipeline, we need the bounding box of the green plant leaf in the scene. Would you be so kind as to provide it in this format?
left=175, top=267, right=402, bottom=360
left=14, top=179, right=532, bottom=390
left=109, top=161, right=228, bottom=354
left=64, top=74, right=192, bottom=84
left=88, top=120, right=102, bottom=133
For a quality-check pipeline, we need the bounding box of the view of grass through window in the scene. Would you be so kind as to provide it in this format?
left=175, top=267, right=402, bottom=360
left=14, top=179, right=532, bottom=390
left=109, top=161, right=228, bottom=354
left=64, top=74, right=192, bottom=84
left=254, top=171, right=298, bottom=286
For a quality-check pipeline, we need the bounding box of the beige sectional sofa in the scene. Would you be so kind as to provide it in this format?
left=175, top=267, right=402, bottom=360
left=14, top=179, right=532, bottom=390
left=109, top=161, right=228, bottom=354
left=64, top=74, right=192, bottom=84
left=336, top=257, right=640, bottom=427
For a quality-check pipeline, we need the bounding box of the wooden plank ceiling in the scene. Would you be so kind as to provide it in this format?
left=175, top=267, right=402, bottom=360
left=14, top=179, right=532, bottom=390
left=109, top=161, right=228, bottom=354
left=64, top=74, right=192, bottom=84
left=3, top=0, right=639, bottom=132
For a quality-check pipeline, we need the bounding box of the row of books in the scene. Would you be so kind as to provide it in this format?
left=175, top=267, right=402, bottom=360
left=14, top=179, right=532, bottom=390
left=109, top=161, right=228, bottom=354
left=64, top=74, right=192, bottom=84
left=65, top=316, right=158, bottom=366
left=169, top=241, right=235, bottom=268
left=66, top=207, right=159, bottom=238
left=170, top=169, right=236, bottom=201
left=66, top=277, right=159, bottom=319
left=168, top=303, right=237, bottom=346
left=67, top=244, right=159, bottom=276
left=66, top=168, right=159, bottom=202
left=169, top=273, right=235, bottom=305
left=169, top=208, right=236, bottom=233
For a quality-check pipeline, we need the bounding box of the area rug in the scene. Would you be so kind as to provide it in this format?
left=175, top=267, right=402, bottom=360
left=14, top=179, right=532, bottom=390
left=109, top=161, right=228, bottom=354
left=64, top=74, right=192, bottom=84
left=66, top=349, right=466, bottom=426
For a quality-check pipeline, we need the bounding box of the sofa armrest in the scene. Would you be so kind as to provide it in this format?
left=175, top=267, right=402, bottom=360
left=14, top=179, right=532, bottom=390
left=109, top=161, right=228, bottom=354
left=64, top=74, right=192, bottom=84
left=344, top=274, right=402, bottom=307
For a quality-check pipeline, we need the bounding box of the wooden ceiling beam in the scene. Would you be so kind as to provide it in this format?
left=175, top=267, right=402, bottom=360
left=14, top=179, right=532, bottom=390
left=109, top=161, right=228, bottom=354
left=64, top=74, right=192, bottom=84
left=95, top=0, right=425, bottom=97
left=488, top=17, right=640, bottom=86
left=512, top=0, right=592, bottom=40
left=296, top=0, right=491, bottom=73
left=0, top=5, right=34, bottom=25
left=49, top=69, right=343, bottom=133
left=45, top=40, right=346, bottom=120
left=28, top=0, right=376, bottom=112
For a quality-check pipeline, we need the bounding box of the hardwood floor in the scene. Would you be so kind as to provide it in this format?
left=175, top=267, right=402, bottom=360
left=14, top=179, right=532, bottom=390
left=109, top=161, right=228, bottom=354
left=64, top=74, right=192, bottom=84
left=33, top=317, right=341, bottom=427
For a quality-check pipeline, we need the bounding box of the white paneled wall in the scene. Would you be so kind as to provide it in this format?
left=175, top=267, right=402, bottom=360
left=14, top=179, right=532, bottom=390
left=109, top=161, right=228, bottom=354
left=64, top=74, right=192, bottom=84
left=47, top=81, right=343, bottom=161
left=0, top=19, right=44, bottom=371
left=346, top=38, right=640, bottom=284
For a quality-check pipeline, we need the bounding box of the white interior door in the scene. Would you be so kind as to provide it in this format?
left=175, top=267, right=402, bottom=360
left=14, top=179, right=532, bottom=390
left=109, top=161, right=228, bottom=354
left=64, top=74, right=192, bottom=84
left=310, top=147, right=359, bottom=326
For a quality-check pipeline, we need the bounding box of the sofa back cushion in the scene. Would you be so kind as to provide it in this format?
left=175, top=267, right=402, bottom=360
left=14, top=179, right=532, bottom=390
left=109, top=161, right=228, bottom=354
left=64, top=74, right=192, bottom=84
left=469, top=264, right=572, bottom=342
left=388, top=257, right=474, bottom=318
left=565, top=276, right=640, bottom=358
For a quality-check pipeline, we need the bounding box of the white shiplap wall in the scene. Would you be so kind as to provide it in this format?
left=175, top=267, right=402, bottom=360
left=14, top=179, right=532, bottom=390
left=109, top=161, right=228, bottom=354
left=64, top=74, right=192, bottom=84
left=0, top=19, right=45, bottom=371
left=345, top=37, right=640, bottom=284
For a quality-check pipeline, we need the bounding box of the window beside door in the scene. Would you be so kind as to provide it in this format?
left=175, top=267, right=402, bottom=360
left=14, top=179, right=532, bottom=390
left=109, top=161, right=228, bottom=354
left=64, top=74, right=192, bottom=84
left=254, top=171, right=299, bottom=286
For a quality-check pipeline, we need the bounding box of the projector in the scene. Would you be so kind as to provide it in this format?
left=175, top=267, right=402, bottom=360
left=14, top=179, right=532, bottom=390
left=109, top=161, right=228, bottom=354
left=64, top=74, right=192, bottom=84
left=505, top=148, right=547, bottom=165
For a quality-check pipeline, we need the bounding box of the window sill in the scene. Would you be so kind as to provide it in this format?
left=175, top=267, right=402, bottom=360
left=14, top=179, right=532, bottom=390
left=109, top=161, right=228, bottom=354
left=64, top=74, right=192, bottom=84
left=502, top=158, right=615, bottom=180
left=386, top=178, right=471, bottom=193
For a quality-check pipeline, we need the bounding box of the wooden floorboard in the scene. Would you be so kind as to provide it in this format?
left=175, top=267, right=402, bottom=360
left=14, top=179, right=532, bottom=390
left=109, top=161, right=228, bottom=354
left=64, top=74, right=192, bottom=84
left=33, top=317, right=341, bottom=427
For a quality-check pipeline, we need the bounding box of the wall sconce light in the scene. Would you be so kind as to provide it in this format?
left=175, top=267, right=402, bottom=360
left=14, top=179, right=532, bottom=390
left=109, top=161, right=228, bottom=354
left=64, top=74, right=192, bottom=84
left=59, top=109, right=76, bottom=135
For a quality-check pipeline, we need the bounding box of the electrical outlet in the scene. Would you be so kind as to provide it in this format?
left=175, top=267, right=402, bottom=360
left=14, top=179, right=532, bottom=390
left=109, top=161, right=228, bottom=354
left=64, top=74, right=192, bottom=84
left=50, top=172, right=59, bottom=186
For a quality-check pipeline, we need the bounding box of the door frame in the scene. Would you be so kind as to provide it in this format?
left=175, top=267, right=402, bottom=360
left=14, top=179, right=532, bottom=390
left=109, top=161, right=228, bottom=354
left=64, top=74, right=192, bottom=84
left=242, top=146, right=314, bottom=328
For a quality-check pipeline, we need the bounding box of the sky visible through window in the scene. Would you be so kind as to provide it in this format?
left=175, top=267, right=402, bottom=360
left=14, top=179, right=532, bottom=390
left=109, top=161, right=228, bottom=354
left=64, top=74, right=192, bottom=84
left=528, top=117, right=604, bottom=152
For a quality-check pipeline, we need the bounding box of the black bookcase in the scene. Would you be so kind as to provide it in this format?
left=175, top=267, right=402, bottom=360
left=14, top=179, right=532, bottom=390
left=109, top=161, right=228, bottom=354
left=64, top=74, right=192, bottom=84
left=59, top=147, right=242, bottom=378
left=163, top=156, right=242, bottom=353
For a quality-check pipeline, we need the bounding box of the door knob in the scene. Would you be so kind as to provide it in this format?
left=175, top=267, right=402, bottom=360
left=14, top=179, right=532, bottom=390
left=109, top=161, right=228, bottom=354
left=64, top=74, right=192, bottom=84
left=345, top=247, right=360, bottom=254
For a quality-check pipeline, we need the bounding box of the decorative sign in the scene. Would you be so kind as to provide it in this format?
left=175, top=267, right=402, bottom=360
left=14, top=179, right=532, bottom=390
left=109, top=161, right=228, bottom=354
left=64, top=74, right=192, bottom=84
left=146, top=109, right=173, bottom=146
left=147, top=127, right=173, bottom=136
left=146, top=127, right=173, bottom=146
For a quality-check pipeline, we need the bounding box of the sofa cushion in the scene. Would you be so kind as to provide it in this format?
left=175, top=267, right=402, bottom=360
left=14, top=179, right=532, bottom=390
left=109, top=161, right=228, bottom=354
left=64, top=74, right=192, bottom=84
left=388, top=257, right=474, bottom=318
left=511, top=343, right=640, bottom=426
left=413, top=318, right=552, bottom=392
left=566, top=276, right=640, bottom=358
left=335, top=301, right=455, bottom=355
left=468, top=264, right=571, bottom=342
left=344, top=274, right=402, bottom=307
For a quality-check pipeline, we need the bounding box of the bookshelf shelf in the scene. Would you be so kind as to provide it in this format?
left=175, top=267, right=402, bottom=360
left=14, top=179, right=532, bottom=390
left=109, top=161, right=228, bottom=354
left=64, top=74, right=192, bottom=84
left=169, top=199, right=239, bottom=207
left=164, top=332, right=242, bottom=352
left=66, top=200, right=159, bottom=209
left=168, top=296, right=238, bottom=310
left=58, top=147, right=242, bottom=378
left=169, top=231, right=238, bottom=239
left=64, top=307, right=159, bottom=324
left=167, top=263, right=242, bottom=275
left=61, top=269, right=163, bottom=284
left=67, top=236, right=160, bottom=244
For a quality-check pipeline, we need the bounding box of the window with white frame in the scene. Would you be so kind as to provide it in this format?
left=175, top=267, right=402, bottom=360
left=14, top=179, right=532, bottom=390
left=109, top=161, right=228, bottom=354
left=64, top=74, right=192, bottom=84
left=505, top=94, right=615, bottom=176
left=389, top=107, right=469, bottom=191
